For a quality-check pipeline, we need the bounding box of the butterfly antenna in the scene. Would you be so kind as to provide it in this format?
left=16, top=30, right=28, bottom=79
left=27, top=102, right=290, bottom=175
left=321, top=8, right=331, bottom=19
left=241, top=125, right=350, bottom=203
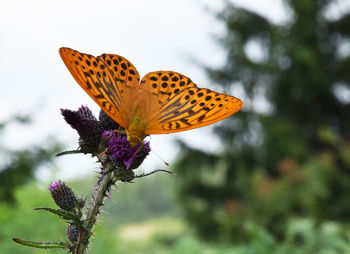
left=151, top=150, right=170, bottom=167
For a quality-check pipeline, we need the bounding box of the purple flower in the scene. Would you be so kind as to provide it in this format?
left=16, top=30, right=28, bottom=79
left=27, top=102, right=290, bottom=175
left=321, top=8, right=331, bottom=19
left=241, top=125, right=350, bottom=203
left=102, top=130, right=114, bottom=140
left=108, top=134, right=150, bottom=169
left=48, top=181, right=61, bottom=191
left=60, top=106, right=150, bottom=169
left=49, top=180, right=77, bottom=211
left=61, top=106, right=103, bottom=153
left=77, top=105, right=96, bottom=120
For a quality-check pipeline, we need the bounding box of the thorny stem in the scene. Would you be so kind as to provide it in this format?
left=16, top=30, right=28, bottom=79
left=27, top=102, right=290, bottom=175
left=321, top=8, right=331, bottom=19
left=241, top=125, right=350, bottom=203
left=74, top=159, right=116, bottom=254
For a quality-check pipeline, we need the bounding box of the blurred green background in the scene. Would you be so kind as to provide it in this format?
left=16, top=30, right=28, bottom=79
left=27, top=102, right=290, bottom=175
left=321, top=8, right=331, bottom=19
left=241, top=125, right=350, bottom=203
left=2, top=0, right=350, bottom=253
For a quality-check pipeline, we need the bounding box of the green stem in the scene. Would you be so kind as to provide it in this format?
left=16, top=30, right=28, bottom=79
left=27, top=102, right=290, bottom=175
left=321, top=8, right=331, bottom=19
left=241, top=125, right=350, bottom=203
left=74, top=161, right=116, bottom=254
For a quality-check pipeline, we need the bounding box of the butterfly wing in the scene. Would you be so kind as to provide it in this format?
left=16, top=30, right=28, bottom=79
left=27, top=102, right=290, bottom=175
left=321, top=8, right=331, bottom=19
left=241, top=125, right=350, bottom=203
left=140, top=71, right=243, bottom=134
left=59, top=47, right=140, bottom=128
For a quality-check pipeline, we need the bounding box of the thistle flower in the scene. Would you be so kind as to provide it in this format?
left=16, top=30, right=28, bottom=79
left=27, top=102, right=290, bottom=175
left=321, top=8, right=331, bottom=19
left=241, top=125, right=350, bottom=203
left=49, top=181, right=77, bottom=211
left=61, top=106, right=103, bottom=153
left=107, top=134, right=150, bottom=169
left=99, top=110, right=123, bottom=131
left=60, top=106, right=151, bottom=170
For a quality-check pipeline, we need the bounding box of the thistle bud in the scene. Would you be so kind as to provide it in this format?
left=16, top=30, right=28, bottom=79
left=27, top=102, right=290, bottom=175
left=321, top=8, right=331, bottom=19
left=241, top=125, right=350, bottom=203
left=61, top=106, right=103, bottom=153
left=67, top=223, right=79, bottom=243
left=49, top=181, right=77, bottom=211
left=99, top=110, right=123, bottom=131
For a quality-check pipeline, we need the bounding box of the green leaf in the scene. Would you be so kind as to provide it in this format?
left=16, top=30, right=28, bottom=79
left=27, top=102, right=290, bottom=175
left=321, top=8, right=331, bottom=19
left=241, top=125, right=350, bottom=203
left=12, top=238, right=67, bottom=249
left=34, top=207, right=83, bottom=227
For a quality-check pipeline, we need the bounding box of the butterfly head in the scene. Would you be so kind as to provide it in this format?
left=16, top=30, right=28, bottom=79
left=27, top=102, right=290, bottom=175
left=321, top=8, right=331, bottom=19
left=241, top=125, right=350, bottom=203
left=126, top=124, right=145, bottom=147
left=127, top=135, right=143, bottom=147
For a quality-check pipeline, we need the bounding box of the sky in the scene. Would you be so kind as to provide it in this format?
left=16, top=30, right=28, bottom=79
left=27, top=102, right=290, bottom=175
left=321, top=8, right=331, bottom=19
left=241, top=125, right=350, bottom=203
left=0, top=0, right=289, bottom=180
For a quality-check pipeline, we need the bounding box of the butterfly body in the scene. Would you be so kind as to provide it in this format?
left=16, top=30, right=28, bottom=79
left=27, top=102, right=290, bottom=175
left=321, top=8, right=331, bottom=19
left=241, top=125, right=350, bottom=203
left=126, top=104, right=146, bottom=146
left=122, top=86, right=156, bottom=145
left=59, top=48, right=244, bottom=146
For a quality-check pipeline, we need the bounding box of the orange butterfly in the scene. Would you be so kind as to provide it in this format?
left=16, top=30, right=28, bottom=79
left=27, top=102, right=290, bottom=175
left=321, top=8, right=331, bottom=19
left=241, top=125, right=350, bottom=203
left=59, top=48, right=243, bottom=146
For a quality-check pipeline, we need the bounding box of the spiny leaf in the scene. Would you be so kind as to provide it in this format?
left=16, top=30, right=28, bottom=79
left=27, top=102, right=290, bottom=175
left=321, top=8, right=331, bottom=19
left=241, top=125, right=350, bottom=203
left=34, top=207, right=82, bottom=227
left=56, top=149, right=84, bottom=157
left=12, top=238, right=67, bottom=249
left=135, top=169, right=175, bottom=178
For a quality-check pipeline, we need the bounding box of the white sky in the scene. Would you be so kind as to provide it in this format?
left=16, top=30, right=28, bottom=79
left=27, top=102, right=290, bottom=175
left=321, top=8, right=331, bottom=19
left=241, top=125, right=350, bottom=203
left=0, top=0, right=288, bottom=180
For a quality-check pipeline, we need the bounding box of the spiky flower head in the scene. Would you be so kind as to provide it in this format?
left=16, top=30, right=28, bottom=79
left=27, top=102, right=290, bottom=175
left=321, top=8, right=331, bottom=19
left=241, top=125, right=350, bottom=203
left=99, top=110, right=123, bottom=131
left=49, top=181, right=77, bottom=211
left=61, top=106, right=103, bottom=153
left=107, top=134, right=151, bottom=169
left=60, top=106, right=151, bottom=169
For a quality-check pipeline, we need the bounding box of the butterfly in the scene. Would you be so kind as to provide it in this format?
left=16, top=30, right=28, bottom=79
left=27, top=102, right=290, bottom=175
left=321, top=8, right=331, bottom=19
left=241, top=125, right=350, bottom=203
left=59, top=47, right=243, bottom=146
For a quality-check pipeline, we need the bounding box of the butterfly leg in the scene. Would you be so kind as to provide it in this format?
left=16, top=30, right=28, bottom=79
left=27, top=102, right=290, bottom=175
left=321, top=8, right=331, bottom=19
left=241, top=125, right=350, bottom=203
left=113, top=126, right=127, bottom=136
left=97, top=148, right=108, bottom=161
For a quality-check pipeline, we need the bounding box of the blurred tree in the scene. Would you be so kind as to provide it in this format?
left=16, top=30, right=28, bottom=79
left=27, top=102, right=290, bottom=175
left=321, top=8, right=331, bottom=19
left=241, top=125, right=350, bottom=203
left=0, top=115, right=62, bottom=203
left=175, top=0, right=350, bottom=241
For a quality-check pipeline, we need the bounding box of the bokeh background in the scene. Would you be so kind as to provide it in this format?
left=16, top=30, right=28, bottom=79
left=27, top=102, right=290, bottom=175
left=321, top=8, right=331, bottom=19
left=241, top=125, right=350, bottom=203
left=1, top=0, right=350, bottom=253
